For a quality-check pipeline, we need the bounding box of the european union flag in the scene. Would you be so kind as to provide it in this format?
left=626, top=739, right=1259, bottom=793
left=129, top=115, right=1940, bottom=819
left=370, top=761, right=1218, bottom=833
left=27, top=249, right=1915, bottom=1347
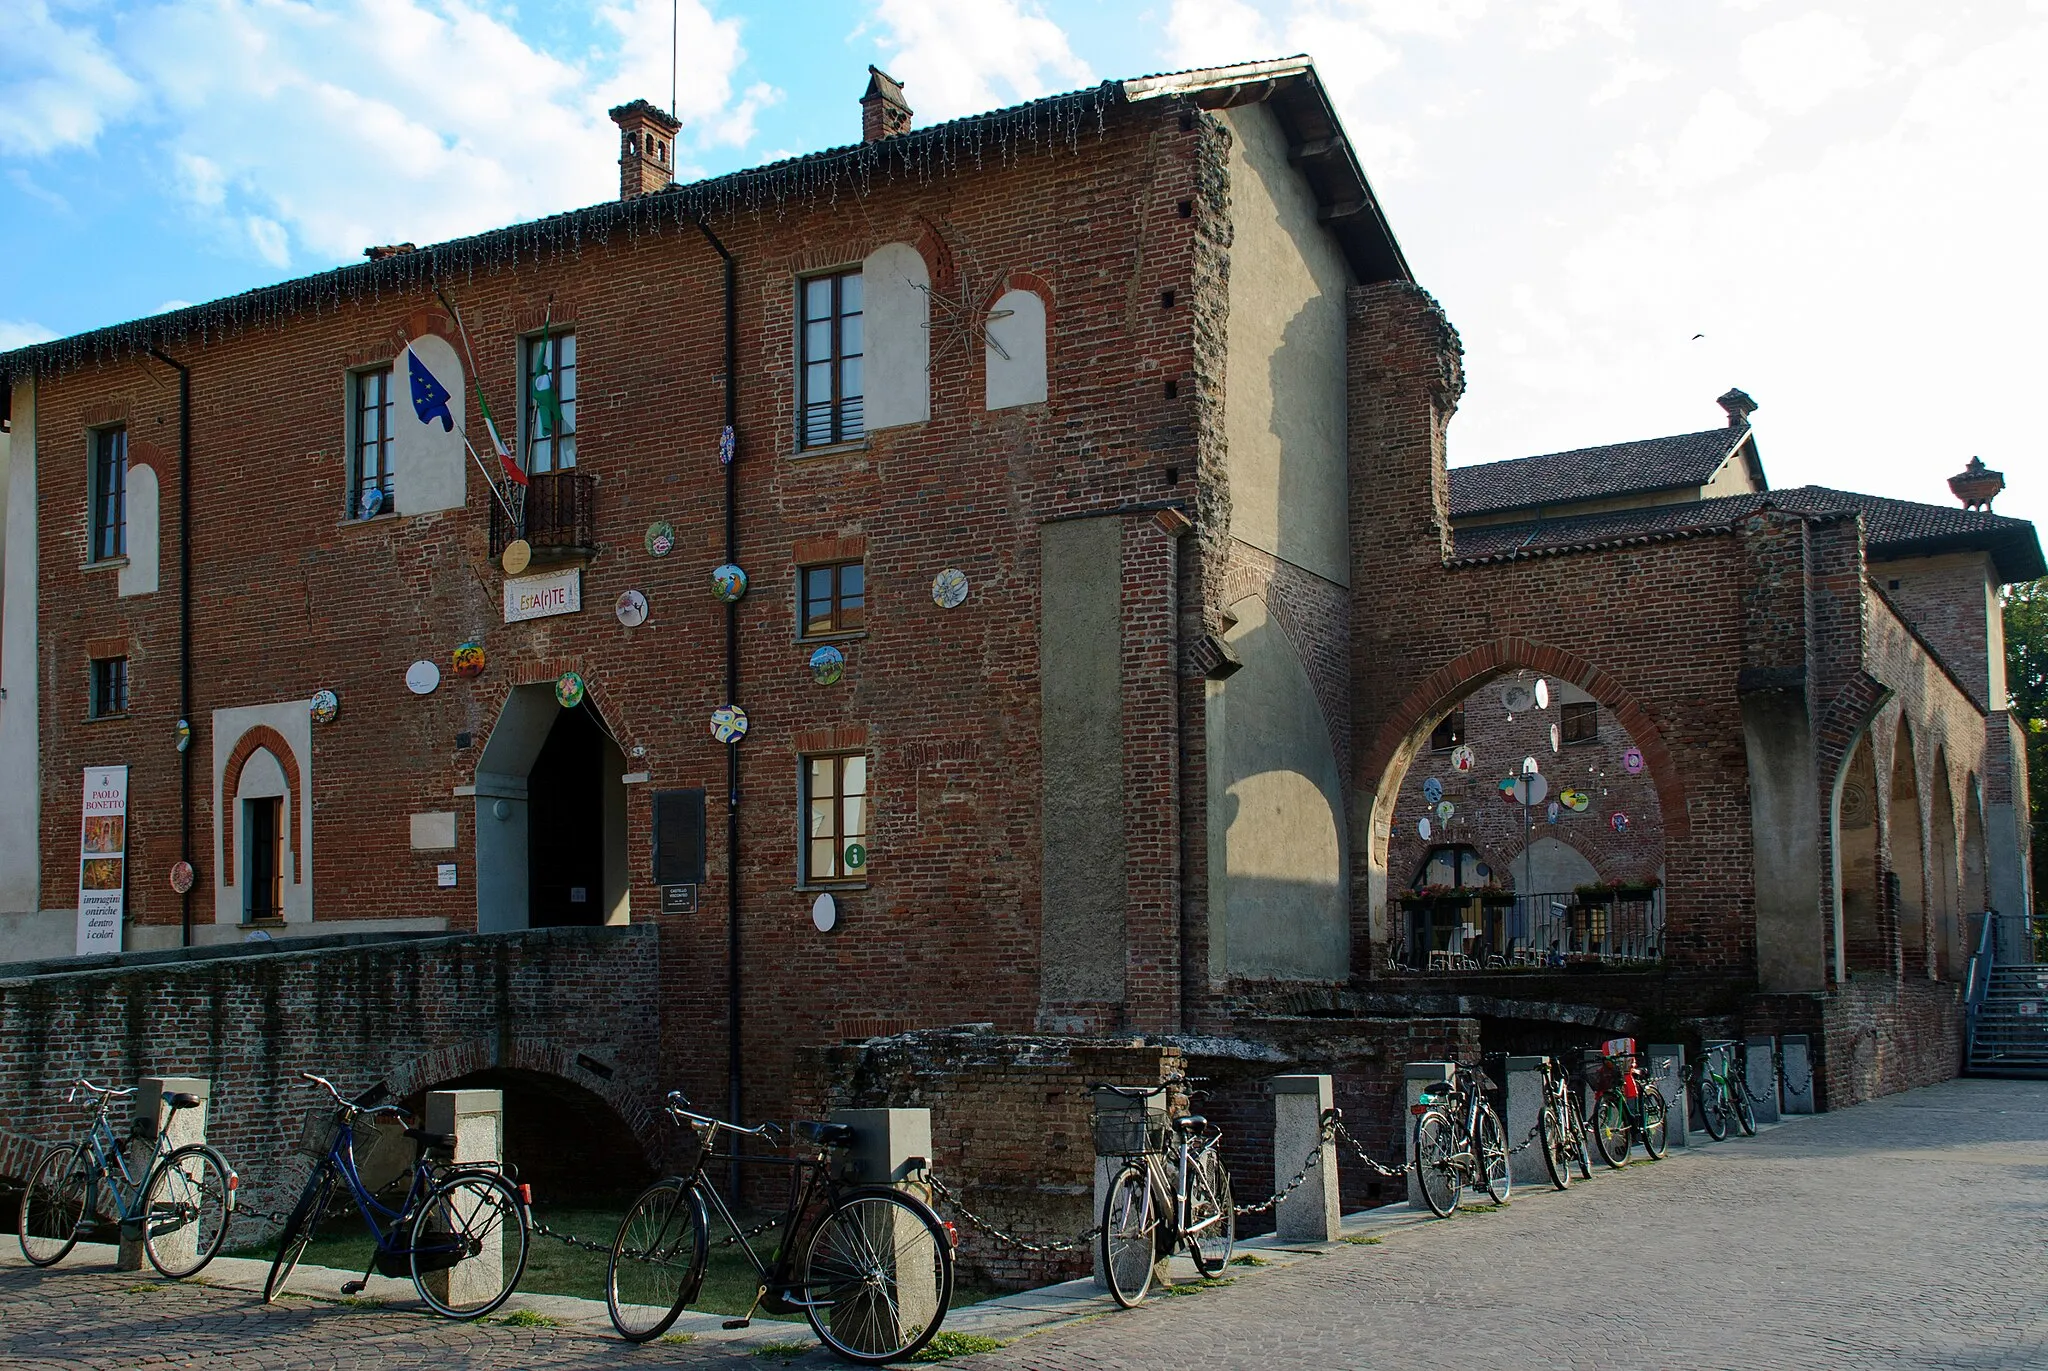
left=407, top=346, right=454, bottom=431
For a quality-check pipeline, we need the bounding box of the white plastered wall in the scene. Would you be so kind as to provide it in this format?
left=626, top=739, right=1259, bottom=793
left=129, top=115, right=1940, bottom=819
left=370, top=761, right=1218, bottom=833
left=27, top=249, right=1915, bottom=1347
left=211, top=701, right=314, bottom=926
left=117, top=461, right=159, bottom=597
left=860, top=242, right=930, bottom=430
left=0, top=379, right=48, bottom=952
left=389, top=334, right=467, bottom=515
left=985, top=288, right=1048, bottom=408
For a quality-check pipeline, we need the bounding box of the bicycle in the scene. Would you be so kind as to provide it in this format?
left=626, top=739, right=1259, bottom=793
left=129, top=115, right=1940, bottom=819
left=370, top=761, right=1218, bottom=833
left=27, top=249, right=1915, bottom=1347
left=1588, top=1039, right=1668, bottom=1167
left=1095, top=1078, right=1235, bottom=1308
left=1689, top=1043, right=1756, bottom=1141
left=606, top=1091, right=955, bottom=1364
left=17, top=1078, right=238, bottom=1279
left=1536, top=1055, right=1593, bottom=1190
left=1411, top=1058, right=1512, bottom=1217
left=262, top=1072, right=531, bottom=1319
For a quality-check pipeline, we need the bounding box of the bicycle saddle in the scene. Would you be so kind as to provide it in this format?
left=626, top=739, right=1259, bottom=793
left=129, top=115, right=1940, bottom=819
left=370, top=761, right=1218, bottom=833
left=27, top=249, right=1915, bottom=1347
left=165, top=1092, right=202, bottom=1111
left=791, top=1120, right=857, bottom=1148
left=405, top=1127, right=456, bottom=1153
left=1173, top=1114, right=1207, bottom=1131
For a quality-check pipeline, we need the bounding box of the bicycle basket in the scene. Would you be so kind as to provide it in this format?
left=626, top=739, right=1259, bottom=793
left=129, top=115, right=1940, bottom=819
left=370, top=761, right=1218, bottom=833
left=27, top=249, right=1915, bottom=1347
left=1092, top=1104, right=1170, bottom=1156
left=296, top=1109, right=414, bottom=1193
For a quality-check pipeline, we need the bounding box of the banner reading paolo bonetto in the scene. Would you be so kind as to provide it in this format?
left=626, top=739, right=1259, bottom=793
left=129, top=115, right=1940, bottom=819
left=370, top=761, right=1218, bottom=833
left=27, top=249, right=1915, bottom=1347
left=76, top=765, right=128, bottom=956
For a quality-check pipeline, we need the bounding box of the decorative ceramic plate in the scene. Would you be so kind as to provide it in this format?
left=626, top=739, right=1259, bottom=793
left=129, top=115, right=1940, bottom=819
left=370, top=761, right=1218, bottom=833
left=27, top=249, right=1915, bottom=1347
left=1561, top=787, right=1591, bottom=813
left=1546, top=801, right=1561, bottom=824
left=405, top=660, right=440, bottom=695
left=1610, top=811, right=1630, bottom=833
left=1435, top=800, right=1454, bottom=820
left=645, top=521, right=675, bottom=557
left=310, top=690, right=340, bottom=724
left=452, top=642, right=486, bottom=679
left=710, top=704, right=749, bottom=744
left=1450, top=744, right=1476, bottom=773
left=809, top=645, right=845, bottom=686
left=811, top=891, right=837, bottom=932
left=1500, top=683, right=1535, bottom=713
left=501, top=539, right=532, bottom=576
left=616, top=589, right=649, bottom=628
left=711, top=563, right=748, bottom=603
left=555, top=671, right=585, bottom=708
left=931, top=568, right=969, bottom=609
left=169, top=860, right=195, bottom=895
left=1418, top=816, right=1431, bottom=840
left=1534, top=678, right=1550, bottom=710
left=719, top=426, right=736, bottom=466
left=1550, top=723, right=1561, bottom=753
left=1622, top=747, right=1644, bottom=776
left=1422, top=776, right=1443, bottom=803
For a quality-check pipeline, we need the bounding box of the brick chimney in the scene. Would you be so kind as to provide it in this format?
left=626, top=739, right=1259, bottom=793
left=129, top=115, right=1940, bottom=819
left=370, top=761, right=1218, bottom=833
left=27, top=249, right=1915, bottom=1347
left=861, top=66, right=912, bottom=142
left=1717, top=387, right=1757, bottom=428
left=1947, top=456, right=2005, bottom=511
left=609, top=99, right=682, bottom=200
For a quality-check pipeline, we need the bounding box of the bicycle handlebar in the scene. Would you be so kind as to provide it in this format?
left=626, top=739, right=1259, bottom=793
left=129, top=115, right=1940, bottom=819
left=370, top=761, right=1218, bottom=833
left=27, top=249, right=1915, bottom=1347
left=663, top=1090, right=785, bottom=1142
left=298, top=1071, right=411, bottom=1125
left=67, top=1078, right=137, bottom=1106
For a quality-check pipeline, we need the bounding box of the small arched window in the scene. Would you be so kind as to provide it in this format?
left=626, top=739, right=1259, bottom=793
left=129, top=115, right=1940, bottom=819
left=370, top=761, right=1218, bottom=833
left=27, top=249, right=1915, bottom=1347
left=985, top=287, right=1048, bottom=409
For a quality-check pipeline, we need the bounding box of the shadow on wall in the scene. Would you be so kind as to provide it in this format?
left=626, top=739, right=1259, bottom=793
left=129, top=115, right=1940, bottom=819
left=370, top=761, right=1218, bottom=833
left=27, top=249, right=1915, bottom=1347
left=424, top=1066, right=654, bottom=1206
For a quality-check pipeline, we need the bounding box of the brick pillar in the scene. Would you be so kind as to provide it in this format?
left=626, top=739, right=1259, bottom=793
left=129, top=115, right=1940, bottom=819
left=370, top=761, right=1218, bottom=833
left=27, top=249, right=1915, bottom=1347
left=118, top=1076, right=209, bottom=1272
left=1122, top=512, right=1185, bottom=1033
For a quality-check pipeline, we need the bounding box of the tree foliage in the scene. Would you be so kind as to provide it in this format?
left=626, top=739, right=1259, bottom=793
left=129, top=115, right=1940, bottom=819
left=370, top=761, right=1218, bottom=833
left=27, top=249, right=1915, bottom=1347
left=2004, top=577, right=2048, bottom=913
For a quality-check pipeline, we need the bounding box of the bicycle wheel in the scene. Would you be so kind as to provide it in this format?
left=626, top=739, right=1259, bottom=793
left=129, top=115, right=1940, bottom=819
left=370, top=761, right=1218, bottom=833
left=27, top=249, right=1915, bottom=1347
left=1697, top=1077, right=1728, bottom=1141
left=1412, top=1109, right=1462, bottom=1218
left=1186, top=1146, right=1235, bottom=1277
left=1592, top=1091, right=1633, bottom=1168
left=1640, top=1086, right=1669, bottom=1159
left=607, top=1178, right=707, bottom=1342
left=801, top=1186, right=954, bottom=1364
left=1476, top=1105, right=1512, bottom=1204
left=1100, top=1164, right=1159, bottom=1307
left=408, top=1169, right=530, bottom=1320
left=1732, top=1081, right=1758, bottom=1137
left=1539, top=1104, right=1571, bottom=1190
left=143, top=1145, right=233, bottom=1279
left=264, top=1168, right=335, bottom=1303
left=18, top=1144, right=90, bottom=1267
left=1567, top=1100, right=1595, bottom=1180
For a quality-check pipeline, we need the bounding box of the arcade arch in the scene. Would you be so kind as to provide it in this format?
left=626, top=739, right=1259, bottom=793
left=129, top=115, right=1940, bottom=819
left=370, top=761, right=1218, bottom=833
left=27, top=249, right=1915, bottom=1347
left=1889, top=721, right=1928, bottom=976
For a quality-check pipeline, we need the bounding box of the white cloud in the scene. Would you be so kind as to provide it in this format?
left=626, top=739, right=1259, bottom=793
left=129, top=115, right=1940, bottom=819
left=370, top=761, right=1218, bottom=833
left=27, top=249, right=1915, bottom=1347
left=1740, top=11, right=1880, bottom=114
left=0, top=0, right=142, bottom=155
left=0, top=319, right=57, bottom=351
left=864, top=0, right=1093, bottom=121
left=1589, top=56, right=1669, bottom=105
left=1163, top=0, right=1275, bottom=68
left=1623, top=88, right=1772, bottom=190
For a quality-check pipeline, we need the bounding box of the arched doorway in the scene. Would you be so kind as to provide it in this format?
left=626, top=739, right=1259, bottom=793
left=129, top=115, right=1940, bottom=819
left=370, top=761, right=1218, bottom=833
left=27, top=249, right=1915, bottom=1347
left=1889, top=722, right=1928, bottom=977
left=474, top=684, right=630, bottom=932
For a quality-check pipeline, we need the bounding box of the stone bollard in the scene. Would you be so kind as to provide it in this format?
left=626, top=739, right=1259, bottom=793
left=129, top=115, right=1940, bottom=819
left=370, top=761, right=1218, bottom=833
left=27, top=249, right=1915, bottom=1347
left=119, top=1076, right=210, bottom=1272
left=1503, top=1057, right=1548, bottom=1188
left=1779, top=1035, right=1816, bottom=1114
left=1092, top=1087, right=1169, bottom=1291
left=1579, top=1049, right=1607, bottom=1134
left=830, top=1108, right=940, bottom=1323
left=1270, top=1075, right=1339, bottom=1243
left=1647, top=1044, right=1687, bottom=1147
left=1404, top=1063, right=1454, bottom=1210
left=1745, top=1037, right=1781, bottom=1125
left=421, top=1090, right=503, bottom=1309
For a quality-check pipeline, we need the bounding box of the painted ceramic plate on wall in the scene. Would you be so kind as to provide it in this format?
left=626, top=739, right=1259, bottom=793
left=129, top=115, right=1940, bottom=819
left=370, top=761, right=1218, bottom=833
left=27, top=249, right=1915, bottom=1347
left=405, top=660, right=441, bottom=695
left=1547, top=801, right=1561, bottom=824
left=1622, top=747, right=1645, bottom=776
left=1417, top=816, right=1431, bottom=840
left=720, top=425, right=737, bottom=465
left=1498, top=777, right=1519, bottom=803
left=932, top=568, right=970, bottom=609
left=711, top=563, right=748, bottom=603
left=555, top=671, right=585, bottom=708
left=711, top=704, right=749, bottom=744
left=1450, top=744, right=1476, bottom=772
left=451, top=642, right=486, bottom=678
left=1560, top=787, right=1591, bottom=813
left=310, top=690, right=340, bottom=724
left=645, top=521, right=676, bottom=557
left=501, top=539, right=532, bottom=576
left=169, top=860, right=196, bottom=895
left=1534, top=678, right=1550, bottom=710
left=1500, top=683, right=1535, bottom=713
left=811, top=891, right=837, bottom=932
left=1550, top=723, right=1561, bottom=753
left=1422, top=776, right=1443, bottom=803
left=616, top=589, right=650, bottom=628
left=1611, top=811, right=1630, bottom=833
left=1435, top=800, right=1454, bottom=820
left=809, top=644, right=845, bottom=685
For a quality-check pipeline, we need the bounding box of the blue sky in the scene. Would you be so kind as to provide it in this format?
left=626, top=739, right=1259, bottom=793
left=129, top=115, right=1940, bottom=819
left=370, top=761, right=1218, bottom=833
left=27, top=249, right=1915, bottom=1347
left=4, top=0, right=2045, bottom=533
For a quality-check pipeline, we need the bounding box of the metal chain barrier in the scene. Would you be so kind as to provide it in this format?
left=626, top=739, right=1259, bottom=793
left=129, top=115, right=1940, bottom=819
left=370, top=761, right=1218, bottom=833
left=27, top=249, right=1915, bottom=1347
left=926, top=1170, right=1099, bottom=1254
left=1779, top=1051, right=1814, bottom=1105
left=1330, top=1116, right=1409, bottom=1178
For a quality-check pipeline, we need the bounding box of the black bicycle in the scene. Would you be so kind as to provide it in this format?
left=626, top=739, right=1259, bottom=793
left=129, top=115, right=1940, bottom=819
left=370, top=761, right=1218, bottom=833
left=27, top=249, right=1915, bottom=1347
left=1411, top=1059, right=1512, bottom=1218
left=263, top=1073, right=530, bottom=1319
left=1094, top=1079, right=1235, bottom=1308
left=1536, top=1055, right=1594, bottom=1189
left=606, top=1091, right=954, bottom=1364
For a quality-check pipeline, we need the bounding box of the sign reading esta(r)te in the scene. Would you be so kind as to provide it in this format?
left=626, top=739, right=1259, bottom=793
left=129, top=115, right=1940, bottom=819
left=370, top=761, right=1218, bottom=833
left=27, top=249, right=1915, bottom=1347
left=503, top=567, right=582, bottom=623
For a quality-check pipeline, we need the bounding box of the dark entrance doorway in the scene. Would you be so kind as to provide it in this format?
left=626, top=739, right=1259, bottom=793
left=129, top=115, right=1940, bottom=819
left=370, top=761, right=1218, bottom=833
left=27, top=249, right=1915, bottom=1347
left=528, top=703, right=606, bottom=927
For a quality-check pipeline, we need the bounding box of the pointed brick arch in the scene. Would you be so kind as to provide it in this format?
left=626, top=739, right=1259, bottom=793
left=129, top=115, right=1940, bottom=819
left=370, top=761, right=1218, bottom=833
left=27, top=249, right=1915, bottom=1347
left=221, top=725, right=302, bottom=885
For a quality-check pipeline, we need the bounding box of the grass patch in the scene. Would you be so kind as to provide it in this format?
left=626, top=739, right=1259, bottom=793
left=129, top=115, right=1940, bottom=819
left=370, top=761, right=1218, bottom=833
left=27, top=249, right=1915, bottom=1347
left=913, top=1331, right=1009, bottom=1361
left=497, top=1308, right=561, bottom=1328
left=1455, top=1203, right=1503, bottom=1215
left=1155, top=1276, right=1235, bottom=1298
left=123, top=1283, right=166, bottom=1295
left=751, top=1340, right=815, bottom=1360
left=1340, top=1234, right=1383, bottom=1245
left=660, top=1332, right=697, bottom=1345
left=336, top=1295, right=383, bottom=1308
left=1230, top=1253, right=1270, bottom=1267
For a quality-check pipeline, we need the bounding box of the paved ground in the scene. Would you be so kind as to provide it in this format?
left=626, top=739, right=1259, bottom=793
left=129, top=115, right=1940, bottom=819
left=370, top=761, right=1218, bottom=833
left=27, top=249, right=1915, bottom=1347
left=0, top=1076, right=2041, bottom=1369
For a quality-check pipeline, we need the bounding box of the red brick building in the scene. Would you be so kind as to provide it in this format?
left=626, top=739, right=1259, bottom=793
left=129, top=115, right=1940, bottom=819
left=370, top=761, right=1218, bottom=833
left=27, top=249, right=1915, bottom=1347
left=0, top=54, right=2037, bottom=1154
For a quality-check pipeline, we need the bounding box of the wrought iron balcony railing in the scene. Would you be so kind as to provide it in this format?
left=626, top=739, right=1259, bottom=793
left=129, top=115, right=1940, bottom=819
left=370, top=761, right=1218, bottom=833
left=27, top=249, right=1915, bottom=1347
left=490, top=469, right=596, bottom=558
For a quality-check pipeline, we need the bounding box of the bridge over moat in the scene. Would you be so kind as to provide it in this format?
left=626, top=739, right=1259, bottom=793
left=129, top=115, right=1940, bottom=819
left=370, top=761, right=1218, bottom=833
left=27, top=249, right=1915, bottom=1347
left=0, top=926, right=664, bottom=1220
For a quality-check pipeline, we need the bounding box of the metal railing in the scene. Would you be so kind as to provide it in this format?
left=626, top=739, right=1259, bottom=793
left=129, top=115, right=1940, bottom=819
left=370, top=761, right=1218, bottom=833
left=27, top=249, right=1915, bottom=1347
left=490, top=468, right=596, bottom=556
left=1391, top=891, right=1665, bottom=972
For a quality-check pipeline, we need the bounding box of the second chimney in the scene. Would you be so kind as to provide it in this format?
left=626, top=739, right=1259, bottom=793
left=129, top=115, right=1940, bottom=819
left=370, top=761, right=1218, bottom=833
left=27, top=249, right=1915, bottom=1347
left=610, top=99, right=683, bottom=200
left=861, top=66, right=912, bottom=142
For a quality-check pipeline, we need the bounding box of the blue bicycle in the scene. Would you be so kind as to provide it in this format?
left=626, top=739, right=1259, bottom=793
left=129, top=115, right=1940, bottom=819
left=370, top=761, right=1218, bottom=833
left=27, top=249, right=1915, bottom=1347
left=18, top=1078, right=238, bottom=1279
left=261, top=1072, right=530, bottom=1319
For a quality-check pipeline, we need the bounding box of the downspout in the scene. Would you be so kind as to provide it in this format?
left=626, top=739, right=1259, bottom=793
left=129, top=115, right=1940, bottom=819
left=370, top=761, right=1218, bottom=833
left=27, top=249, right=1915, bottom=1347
left=147, top=348, right=193, bottom=948
left=694, top=219, right=741, bottom=1181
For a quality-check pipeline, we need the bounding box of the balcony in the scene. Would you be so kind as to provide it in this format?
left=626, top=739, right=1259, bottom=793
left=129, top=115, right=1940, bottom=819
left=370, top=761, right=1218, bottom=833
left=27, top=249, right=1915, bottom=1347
left=1387, top=889, right=1665, bottom=974
left=491, top=469, right=596, bottom=561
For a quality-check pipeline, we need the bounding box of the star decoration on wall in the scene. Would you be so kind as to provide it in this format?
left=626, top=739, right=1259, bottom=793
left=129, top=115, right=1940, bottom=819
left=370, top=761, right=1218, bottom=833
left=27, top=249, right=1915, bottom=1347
left=913, top=280, right=1015, bottom=365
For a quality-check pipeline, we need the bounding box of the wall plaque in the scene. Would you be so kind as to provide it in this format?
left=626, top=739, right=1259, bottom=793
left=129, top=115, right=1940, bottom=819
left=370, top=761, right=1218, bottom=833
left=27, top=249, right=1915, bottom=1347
left=503, top=567, right=583, bottom=623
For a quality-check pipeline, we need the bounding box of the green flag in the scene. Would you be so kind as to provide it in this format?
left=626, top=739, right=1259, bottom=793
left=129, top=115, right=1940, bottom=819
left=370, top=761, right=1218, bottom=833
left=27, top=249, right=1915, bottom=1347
left=529, top=321, right=563, bottom=439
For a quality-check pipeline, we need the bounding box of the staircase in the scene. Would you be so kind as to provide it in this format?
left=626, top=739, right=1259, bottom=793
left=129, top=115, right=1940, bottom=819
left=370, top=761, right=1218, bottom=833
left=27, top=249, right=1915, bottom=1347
left=1969, top=964, right=2048, bottom=1077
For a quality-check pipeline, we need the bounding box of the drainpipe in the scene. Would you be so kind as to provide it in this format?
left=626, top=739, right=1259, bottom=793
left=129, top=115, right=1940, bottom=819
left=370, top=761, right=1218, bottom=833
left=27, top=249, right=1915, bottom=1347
left=694, top=219, right=741, bottom=1184
left=147, top=348, right=193, bottom=948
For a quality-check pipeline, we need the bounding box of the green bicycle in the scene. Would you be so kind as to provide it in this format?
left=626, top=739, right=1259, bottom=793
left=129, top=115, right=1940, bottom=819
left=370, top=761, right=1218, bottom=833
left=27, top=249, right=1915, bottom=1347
left=1690, top=1043, right=1756, bottom=1141
left=1588, top=1040, right=1667, bottom=1167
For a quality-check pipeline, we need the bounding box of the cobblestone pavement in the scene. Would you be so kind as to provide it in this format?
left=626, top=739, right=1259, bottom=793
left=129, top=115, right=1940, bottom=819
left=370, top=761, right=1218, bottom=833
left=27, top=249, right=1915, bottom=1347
left=973, top=1077, right=2048, bottom=1371
left=1, top=1077, right=2041, bottom=1369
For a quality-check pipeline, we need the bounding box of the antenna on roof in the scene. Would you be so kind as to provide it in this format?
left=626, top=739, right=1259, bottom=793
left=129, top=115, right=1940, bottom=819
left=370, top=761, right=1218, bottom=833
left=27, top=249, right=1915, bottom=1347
left=671, top=0, right=678, bottom=121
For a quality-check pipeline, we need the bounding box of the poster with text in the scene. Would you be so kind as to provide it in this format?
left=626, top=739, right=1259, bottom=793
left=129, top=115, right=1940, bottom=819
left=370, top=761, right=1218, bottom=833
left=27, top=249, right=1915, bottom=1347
left=76, top=765, right=128, bottom=955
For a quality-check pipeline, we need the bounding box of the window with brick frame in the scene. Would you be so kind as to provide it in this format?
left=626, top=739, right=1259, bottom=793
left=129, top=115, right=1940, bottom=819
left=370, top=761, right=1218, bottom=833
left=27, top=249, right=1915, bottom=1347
left=799, top=560, right=866, bottom=638
left=1428, top=707, right=1465, bottom=752
left=350, top=366, right=395, bottom=517
left=1561, top=701, right=1599, bottom=744
left=522, top=330, right=578, bottom=473
left=89, top=426, right=127, bottom=561
left=799, top=269, right=864, bottom=447
left=89, top=656, right=129, bottom=718
left=802, top=751, right=868, bottom=884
